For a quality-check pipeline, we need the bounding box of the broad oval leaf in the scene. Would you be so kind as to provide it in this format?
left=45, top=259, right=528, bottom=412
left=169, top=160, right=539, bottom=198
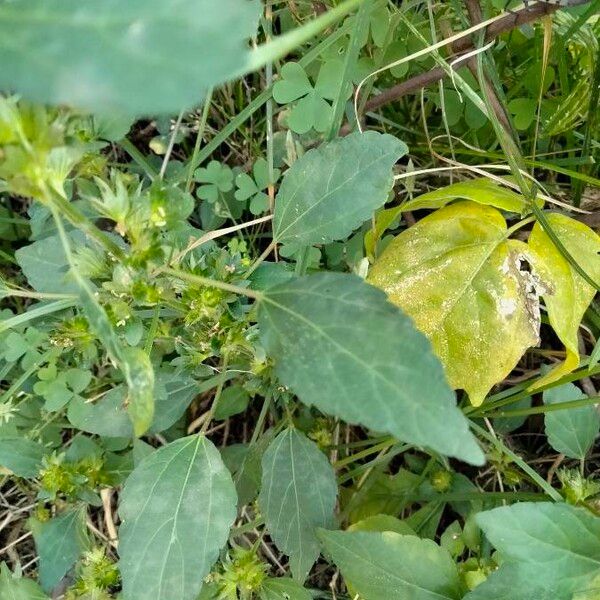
left=0, top=564, right=48, bottom=600
left=258, top=428, right=337, bottom=581
left=0, top=0, right=261, bottom=115
left=15, top=232, right=85, bottom=294
left=118, top=435, right=237, bottom=600
left=259, top=577, right=312, bottom=600
left=0, top=438, right=47, bottom=478
left=464, top=563, right=560, bottom=600
left=258, top=272, right=484, bottom=465
left=477, top=502, right=600, bottom=598
left=31, top=509, right=89, bottom=592
left=273, top=131, right=407, bottom=246
left=318, top=529, right=462, bottom=600
left=528, top=214, right=600, bottom=388
left=68, top=373, right=213, bottom=438
left=543, top=382, right=599, bottom=459
left=368, top=201, right=540, bottom=406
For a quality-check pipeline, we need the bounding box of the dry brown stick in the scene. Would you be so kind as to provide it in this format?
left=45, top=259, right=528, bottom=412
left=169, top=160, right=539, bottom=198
left=355, top=1, right=565, bottom=116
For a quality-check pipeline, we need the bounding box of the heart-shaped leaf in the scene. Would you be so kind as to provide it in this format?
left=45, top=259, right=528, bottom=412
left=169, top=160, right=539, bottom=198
left=368, top=201, right=541, bottom=406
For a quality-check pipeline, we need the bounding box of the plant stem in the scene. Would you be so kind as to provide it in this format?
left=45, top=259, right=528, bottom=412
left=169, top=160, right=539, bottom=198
left=162, top=268, right=263, bottom=301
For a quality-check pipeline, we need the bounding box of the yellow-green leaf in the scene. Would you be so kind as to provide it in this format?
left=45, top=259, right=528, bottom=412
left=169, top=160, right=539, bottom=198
left=401, top=178, right=528, bottom=214
left=528, top=213, right=600, bottom=389
left=365, top=178, right=528, bottom=260
left=368, top=201, right=541, bottom=406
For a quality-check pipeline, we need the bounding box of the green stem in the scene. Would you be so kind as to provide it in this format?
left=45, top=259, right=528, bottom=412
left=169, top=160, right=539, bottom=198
left=46, top=190, right=125, bottom=260
left=484, top=395, right=600, bottom=419
left=185, top=89, right=213, bottom=194
left=471, top=421, right=563, bottom=502
left=162, top=268, right=263, bottom=301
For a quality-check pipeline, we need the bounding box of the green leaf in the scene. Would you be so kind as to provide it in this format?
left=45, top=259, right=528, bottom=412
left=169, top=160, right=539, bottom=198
left=348, top=514, right=416, bottom=536
left=528, top=214, right=600, bottom=388
left=493, top=395, right=531, bottom=434
left=15, top=232, right=85, bottom=294
left=318, top=530, right=462, bottom=600
left=273, top=131, right=407, bottom=246
left=31, top=509, right=89, bottom=592
left=150, top=372, right=198, bottom=432
left=0, top=0, right=261, bottom=115
left=259, top=577, right=312, bottom=600
left=258, top=428, right=337, bottom=581
left=476, top=502, right=600, bottom=598
left=0, top=438, right=47, bottom=477
left=287, top=91, right=332, bottom=135
left=121, top=347, right=155, bottom=437
left=401, top=178, right=528, bottom=214
left=79, top=286, right=155, bottom=437
left=68, top=387, right=131, bottom=438
left=259, top=272, right=483, bottom=464
left=368, top=201, right=541, bottom=407
left=0, top=563, right=48, bottom=600
left=508, top=98, right=537, bottom=130
left=68, top=373, right=205, bottom=438
left=118, top=435, right=237, bottom=600
left=213, top=385, right=250, bottom=420
left=273, top=62, right=313, bottom=103
left=464, top=563, right=559, bottom=600
left=544, top=382, right=599, bottom=459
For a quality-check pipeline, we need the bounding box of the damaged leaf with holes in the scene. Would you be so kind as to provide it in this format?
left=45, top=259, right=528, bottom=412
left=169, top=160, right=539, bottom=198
left=368, top=201, right=543, bottom=406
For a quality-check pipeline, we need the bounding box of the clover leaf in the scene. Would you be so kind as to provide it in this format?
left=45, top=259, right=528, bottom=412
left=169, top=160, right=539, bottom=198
left=234, top=158, right=281, bottom=215
left=273, top=61, right=350, bottom=135
left=194, top=161, right=233, bottom=203
left=1, top=327, right=47, bottom=369
left=34, top=366, right=92, bottom=412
